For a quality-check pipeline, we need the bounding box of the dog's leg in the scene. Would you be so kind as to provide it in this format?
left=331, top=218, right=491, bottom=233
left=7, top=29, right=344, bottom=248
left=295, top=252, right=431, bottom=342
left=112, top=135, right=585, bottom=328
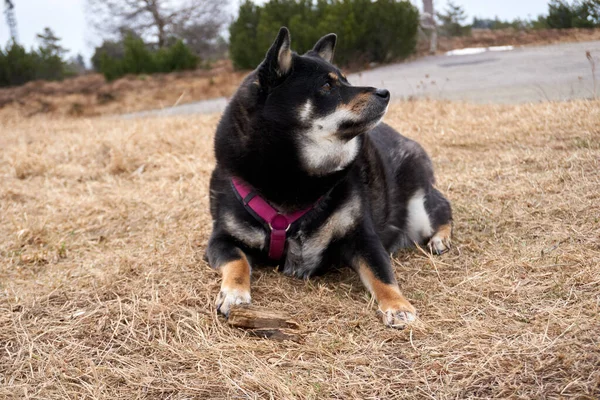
left=352, top=240, right=417, bottom=328
left=207, top=235, right=251, bottom=316
left=425, top=187, right=453, bottom=255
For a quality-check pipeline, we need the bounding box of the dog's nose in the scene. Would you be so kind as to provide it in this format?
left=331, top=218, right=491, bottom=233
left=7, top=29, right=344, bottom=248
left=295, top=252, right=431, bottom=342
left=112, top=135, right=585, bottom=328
left=375, top=88, right=390, bottom=101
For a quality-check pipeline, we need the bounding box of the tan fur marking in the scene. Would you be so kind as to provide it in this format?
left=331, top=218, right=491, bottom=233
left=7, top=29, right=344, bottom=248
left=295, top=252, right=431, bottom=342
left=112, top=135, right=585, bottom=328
left=220, top=255, right=251, bottom=291
left=428, top=222, right=452, bottom=255
left=341, top=92, right=372, bottom=114
left=436, top=223, right=452, bottom=240
left=358, top=262, right=416, bottom=314
left=328, top=72, right=339, bottom=82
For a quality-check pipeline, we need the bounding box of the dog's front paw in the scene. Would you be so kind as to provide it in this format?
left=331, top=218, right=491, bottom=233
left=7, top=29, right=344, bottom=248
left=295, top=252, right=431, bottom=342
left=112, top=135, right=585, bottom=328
left=428, top=223, right=452, bottom=255
left=216, top=288, right=251, bottom=317
left=379, top=297, right=417, bottom=329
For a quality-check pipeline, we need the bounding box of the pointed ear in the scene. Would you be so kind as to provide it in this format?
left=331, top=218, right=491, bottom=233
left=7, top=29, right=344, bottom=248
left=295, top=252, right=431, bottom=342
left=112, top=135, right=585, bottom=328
left=312, top=33, right=337, bottom=63
left=258, top=27, right=292, bottom=87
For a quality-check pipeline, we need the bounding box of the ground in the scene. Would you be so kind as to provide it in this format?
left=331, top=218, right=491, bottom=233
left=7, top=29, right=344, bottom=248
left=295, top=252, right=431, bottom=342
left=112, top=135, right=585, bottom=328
left=1, top=100, right=599, bottom=398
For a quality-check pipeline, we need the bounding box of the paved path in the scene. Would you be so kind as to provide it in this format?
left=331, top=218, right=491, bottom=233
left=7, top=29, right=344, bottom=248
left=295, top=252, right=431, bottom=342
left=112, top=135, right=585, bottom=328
left=121, top=40, right=599, bottom=118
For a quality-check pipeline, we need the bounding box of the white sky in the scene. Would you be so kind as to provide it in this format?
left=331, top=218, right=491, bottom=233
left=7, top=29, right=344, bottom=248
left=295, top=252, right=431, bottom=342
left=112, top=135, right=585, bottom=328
left=0, top=0, right=552, bottom=63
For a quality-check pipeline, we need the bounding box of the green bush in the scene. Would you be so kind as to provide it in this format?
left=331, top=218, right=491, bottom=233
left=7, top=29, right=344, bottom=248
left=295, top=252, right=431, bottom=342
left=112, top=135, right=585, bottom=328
left=543, top=0, right=600, bottom=29
left=571, top=0, right=600, bottom=27
left=0, top=43, right=36, bottom=86
left=229, top=1, right=264, bottom=69
left=546, top=0, right=576, bottom=28
left=363, top=0, right=419, bottom=62
left=155, top=40, right=198, bottom=72
left=229, top=0, right=419, bottom=70
left=121, top=36, right=156, bottom=75
left=0, top=27, right=73, bottom=88
left=93, top=35, right=199, bottom=81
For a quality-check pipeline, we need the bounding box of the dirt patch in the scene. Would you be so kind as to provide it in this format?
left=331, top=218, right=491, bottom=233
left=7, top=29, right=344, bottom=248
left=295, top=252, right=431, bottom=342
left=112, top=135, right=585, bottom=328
left=1, top=100, right=599, bottom=398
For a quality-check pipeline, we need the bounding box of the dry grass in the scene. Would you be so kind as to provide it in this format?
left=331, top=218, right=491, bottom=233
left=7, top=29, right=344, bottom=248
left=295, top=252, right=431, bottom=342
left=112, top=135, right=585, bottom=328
left=1, top=100, right=599, bottom=399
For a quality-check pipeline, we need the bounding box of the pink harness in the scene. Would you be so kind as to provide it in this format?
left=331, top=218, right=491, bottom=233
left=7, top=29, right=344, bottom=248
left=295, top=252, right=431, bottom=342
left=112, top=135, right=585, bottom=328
left=231, top=177, right=314, bottom=260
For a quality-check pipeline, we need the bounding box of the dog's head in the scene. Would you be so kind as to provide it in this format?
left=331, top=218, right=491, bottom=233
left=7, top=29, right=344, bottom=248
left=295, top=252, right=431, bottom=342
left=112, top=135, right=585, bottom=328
left=217, top=27, right=390, bottom=178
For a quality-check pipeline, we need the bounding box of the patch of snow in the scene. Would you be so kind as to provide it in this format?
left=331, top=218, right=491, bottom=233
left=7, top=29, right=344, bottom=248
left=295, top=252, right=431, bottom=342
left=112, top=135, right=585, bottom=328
left=445, top=47, right=487, bottom=56
left=446, top=46, right=514, bottom=57
left=489, top=45, right=514, bottom=52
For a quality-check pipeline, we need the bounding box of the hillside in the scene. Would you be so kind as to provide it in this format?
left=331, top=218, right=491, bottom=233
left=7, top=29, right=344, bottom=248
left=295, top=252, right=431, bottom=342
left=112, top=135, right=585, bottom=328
left=1, top=28, right=599, bottom=119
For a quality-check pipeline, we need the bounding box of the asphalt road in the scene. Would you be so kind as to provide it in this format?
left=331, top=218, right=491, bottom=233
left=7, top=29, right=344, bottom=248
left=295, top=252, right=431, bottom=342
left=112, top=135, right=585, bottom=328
left=121, top=40, right=600, bottom=119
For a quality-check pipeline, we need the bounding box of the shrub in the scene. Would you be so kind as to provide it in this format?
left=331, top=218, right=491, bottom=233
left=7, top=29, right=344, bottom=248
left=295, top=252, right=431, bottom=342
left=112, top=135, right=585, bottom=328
left=0, top=28, right=72, bottom=88
left=542, top=0, right=600, bottom=29
left=229, top=1, right=263, bottom=69
left=93, top=35, right=199, bottom=81
left=546, top=0, right=576, bottom=28
left=155, top=40, right=198, bottom=72
left=363, top=0, right=419, bottom=62
left=0, top=43, right=37, bottom=87
left=229, top=0, right=420, bottom=70
left=120, top=36, right=156, bottom=75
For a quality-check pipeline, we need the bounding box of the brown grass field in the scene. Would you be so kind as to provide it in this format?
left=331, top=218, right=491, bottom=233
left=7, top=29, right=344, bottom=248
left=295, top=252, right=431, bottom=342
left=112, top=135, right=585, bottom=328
left=1, top=99, right=599, bottom=398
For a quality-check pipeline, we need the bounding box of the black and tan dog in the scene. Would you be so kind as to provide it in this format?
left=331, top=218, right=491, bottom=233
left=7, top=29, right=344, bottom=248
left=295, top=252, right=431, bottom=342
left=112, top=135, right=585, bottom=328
left=207, top=27, right=452, bottom=328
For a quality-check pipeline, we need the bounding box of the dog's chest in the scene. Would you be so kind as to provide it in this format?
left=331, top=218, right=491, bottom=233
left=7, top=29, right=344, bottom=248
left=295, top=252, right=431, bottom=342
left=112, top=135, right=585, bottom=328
left=282, top=195, right=361, bottom=278
left=223, top=195, right=361, bottom=276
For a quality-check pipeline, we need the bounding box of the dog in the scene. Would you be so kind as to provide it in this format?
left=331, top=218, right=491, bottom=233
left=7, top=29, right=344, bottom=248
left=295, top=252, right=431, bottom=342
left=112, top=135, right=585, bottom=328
left=207, top=27, right=452, bottom=328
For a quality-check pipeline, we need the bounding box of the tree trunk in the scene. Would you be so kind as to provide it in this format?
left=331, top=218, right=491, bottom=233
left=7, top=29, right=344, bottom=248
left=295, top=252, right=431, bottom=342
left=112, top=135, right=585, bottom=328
left=146, top=0, right=167, bottom=47
left=422, top=0, right=438, bottom=54
left=423, top=0, right=433, bottom=15
left=157, top=23, right=166, bottom=47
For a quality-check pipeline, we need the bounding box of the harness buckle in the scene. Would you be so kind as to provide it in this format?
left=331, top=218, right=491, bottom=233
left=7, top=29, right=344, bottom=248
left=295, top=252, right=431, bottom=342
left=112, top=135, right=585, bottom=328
left=269, top=213, right=291, bottom=232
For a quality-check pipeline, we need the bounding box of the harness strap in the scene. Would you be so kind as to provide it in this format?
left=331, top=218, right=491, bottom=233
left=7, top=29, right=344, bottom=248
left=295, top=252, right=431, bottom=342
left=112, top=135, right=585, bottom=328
left=231, top=177, right=313, bottom=260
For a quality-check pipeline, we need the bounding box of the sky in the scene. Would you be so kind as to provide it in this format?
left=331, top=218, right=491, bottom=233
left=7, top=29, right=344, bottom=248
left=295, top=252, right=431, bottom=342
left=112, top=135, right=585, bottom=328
left=0, top=0, right=552, bottom=64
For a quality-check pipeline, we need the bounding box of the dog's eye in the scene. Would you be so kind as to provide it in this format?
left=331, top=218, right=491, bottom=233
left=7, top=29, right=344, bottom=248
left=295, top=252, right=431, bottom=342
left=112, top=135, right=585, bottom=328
left=321, top=82, right=332, bottom=92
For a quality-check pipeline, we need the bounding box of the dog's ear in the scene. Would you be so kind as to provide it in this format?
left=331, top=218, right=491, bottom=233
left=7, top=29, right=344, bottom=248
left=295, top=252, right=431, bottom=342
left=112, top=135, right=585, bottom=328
left=258, top=27, right=292, bottom=87
left=311, top=33, right=337, bottom=63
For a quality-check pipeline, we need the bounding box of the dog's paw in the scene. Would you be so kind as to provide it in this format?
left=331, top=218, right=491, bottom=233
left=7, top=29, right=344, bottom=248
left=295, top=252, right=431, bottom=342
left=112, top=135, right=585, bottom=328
left=216, top=287, right=251, bottom=317
left=428, top=223, right=452, bottom=255
left=379, top=298, right=417, bottom=329
left=428, top=235, right=451, bottom=255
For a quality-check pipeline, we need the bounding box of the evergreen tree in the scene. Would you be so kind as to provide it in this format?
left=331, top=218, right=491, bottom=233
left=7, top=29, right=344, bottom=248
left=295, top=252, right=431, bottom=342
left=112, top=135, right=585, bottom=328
left=229, top=1, right=263, bottom=69
left=229, top=0, right=420, bottom=70
left=437, top=1, right=470, bottom=36
left=546, top=0, right=575, bottom=28
left=35, top=28, right=68, bottom=81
